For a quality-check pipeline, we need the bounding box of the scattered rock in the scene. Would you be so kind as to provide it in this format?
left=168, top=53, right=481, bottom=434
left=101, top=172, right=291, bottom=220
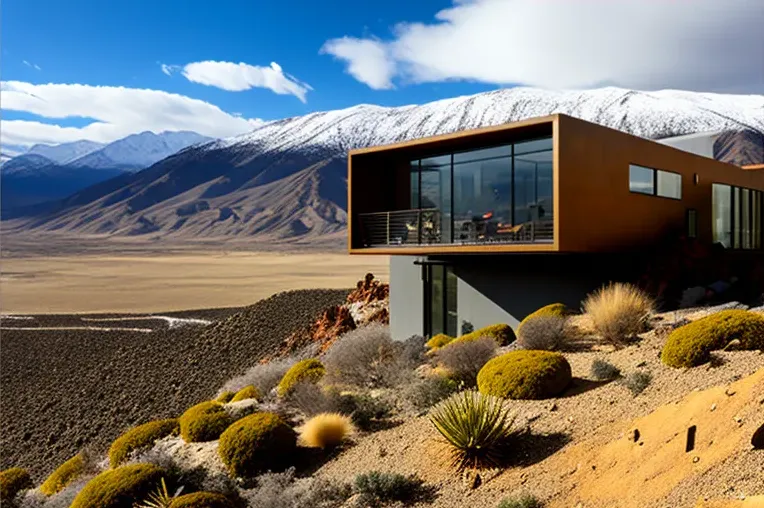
left=751, top=424, right=764, bottom=450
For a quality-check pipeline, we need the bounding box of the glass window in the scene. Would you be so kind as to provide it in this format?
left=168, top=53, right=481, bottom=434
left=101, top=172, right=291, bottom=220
left=712, top=184, right=732, bottom=248
left=453, top=156, right=511, bottom=243
left=410, top=161, right=420, bottom=209
left=733, top=187, right=741, bottom=248
left=687, top=209, right=697, bottom=238
left=420, top=155, right=451, bottom=243
left=515, top=137, right=553, bottom=155
left=754, top=191, right=762, bottom=250
left=742, top=188, right=751, bottom=249
left=453, top=144, right=511, bottom=164
left=445, top=267, right=458, bottom=337
left=657, top=170, right=682, bottom=199
left=629, top=165, right=655, bottom=195
left=429, top=265, right=444, bottom=336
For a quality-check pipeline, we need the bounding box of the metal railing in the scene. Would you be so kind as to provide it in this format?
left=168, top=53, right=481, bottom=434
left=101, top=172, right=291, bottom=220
left=357, top=208, right=554, bottom=247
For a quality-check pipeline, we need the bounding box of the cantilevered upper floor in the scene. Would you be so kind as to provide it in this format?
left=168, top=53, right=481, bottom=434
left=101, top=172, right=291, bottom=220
left=347, top=114, right=764, bottom=255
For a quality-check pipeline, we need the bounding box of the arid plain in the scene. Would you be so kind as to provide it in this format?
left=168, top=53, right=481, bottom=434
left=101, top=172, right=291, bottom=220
left=0, top=234, right=389, bottom=314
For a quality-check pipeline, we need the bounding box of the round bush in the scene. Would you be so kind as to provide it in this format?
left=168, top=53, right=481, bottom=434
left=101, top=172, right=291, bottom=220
left=109, top=419, right=180, bottom=467
left=216, top=392, right=235, bottom=403
left=169, top=492, right=237, bottom=508
left=230, top=385, right=261, bottom=402
left=277, top=359, right=325, bottom=397
left=218, top=412, right=297, bottom=478
left=0, top=467, right=32, bottom=502
left=40, top=453, right=85, bottom=496
left=454, top=323, right=515, bottom=347
left=661, top=310, right=764, bottom=368
left=426, top=333, right=454, bottom=350
left=70, top=464, right=165, bottom=508
left=517, top=303, right=571, bottom=334
left=179, top=402, right=233, bottom=443
left=477, top=350, right=572, bottom=400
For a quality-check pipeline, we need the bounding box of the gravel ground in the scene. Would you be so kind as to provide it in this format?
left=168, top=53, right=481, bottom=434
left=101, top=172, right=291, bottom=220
left=314, top=310, right=764, bottom=508
left=0, top=289, right=349, bottom=479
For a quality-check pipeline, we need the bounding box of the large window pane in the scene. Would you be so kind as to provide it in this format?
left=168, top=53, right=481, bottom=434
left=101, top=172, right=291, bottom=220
left=713, top=184, right=732, bottom=248
left=742, top=188, right=751, bottom=249
left=515, top=137, right=552, bottom=155
left=657, top=170, right=682, bottom=199
left=754, top=191, right=762, bottom=250
left=519, top=150, right=553, bottom=221
left=629, top=165, right=655, bottom=195
left=733, top=187, right=741, bottom=248
left=420, top=155, right=451, bottom=244
left=410, top=161, right=420, bottom=209
left=453, top=155, right=511, bottom=243
left=453, top=144, right=511, bottom=164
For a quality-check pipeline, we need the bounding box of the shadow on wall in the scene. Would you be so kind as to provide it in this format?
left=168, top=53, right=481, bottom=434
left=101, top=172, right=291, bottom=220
left=448, top=253, right=646, bottom=321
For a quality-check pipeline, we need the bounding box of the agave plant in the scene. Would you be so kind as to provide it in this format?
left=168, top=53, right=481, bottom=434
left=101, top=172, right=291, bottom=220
left=134, top=477, right=183, bottom=508
left=429, top=390, right=515, bottom=470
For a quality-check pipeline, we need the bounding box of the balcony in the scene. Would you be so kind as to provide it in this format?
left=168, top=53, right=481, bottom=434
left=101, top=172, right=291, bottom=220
left=357, top=208, right=554, bottom=248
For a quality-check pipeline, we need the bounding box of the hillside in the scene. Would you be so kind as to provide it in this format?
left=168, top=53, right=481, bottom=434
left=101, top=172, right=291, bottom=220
left=2, top=87, right=763, bottom=242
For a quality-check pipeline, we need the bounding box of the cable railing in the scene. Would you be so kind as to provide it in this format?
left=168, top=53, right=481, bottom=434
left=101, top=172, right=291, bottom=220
left=357, top=208, right=554, bottom=247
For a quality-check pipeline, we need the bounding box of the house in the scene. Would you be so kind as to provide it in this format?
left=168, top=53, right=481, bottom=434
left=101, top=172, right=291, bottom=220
left=347, top=114, right=764, bottom=340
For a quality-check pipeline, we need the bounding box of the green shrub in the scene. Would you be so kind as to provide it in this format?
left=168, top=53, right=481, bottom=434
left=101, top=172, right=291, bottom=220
left=517, top=303, right=571, bottom=335
left=179, top=402, right=233, bottom=443
left=230, top=385, right=261, bottom=402
left=454, top=323, right=515, bottom=347
left=277, top=359, right=325, bottom=397
left=109, top=419, right=180, bottom=467
left=430, top=390, right=515, bottom=470
left=0, top=467, right=32, bottom=502
left=218, top=412, right=297, bottom=478
left=621, top=371, right=652, bottom=396
left=40, top=453, right=86, bottom=496
left=425, top=333, right=454, bottom=350
left=169, top=492, right=237, bottom=508
left=498, top=493, right=543, bottom=508
left=216, top=392, right=235, bottom=403
left=353, top=471, right=427, bottom=505
left=477, top=350, right=572, bottom=400
left=661, top=310, right=764, bottom=368
left=70, top=464, right=165, bottom=508
left=404, top=375, right=460, bottom=412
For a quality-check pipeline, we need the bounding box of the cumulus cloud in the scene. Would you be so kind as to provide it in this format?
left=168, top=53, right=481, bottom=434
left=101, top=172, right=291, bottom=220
left=0, top=81, right=264, bottom=147
left=322, top=0, right=764, bottom=93
left=180, top=60, right=312, bottom=102
left=320, top=37, right=396, bottom=90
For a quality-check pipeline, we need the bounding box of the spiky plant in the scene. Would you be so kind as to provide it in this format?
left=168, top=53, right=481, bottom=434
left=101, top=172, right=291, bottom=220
left=429, top=390, right=515, bottom=471
left=134, top=478, right=182, bottom=508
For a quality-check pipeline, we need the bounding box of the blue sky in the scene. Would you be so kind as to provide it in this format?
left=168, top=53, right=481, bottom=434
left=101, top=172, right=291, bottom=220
left=1, top=0, right=762, bottom=150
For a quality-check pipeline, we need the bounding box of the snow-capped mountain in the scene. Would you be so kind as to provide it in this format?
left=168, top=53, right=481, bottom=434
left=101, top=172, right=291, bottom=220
left=3, top=87, right=762, bottom=241
left=69, top=131, right=211, bottom=170
left=1, top=131, right=211, bottom=210
left=26, top=140, right=105, bottom=165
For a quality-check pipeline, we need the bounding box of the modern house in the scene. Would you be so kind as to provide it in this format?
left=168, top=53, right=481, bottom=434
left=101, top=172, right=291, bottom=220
left=347, top=114, right=764, bottom=340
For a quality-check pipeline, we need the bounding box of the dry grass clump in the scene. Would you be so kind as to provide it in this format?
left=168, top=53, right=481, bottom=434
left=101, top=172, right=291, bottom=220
left=297, top=413, right=355, bottom=449
left=517, top=315, right=573, bottom=351
left=353, top=471, right=430, bottom=506
left=621, top=370, right=652, bottom=396
left=430, top=390, right=515, bottom=470
left=240, top=468, right=351, bottom=508
left=498, top=493, right=543, bottom=508
left=432, top=336, right=497, bottom=386
left=220, top=357, right=298, bottom=400
left=582, top=282, right=655, bottom=345
left=589, top=358, right=621, bottom=381
left=403, top=375, right=460, bottom=412
left=321, top=323, right=399, bottom=388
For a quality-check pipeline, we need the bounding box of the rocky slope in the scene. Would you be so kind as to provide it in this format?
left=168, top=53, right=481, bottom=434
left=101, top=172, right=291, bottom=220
left=3, top=87, right=762, bottom=242
left=0, top=289, right=349, bottom=479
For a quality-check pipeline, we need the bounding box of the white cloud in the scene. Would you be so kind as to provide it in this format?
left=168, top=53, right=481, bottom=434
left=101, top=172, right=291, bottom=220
left=160, top=63, right=181, bottom=76
left=320, top=37, right=396, bottom=90
left=322, top=0, right=764, bottom=93
left=180, top=60, right=312, bottom=102
left=22, top=60, right=41, bottom=71
left=0, top=81, right=263, bottom=147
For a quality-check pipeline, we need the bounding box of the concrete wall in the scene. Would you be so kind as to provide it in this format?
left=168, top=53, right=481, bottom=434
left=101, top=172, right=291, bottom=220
left=389, top=253, right=643, bottom=340
left=389, top=255, right=424, bottom=340
left=657, top=131, right=722, bottom=160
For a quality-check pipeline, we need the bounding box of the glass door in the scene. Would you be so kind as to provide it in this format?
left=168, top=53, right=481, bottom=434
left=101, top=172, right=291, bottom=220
left=423, top=264, right=458, bottom=337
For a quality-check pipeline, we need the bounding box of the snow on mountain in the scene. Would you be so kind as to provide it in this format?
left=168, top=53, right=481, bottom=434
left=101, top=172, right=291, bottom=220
left=27, top=140, right=105, bottom=165
left=208, top=86, right=764, bottom=158
left=69, top=131, right=212, bottom=170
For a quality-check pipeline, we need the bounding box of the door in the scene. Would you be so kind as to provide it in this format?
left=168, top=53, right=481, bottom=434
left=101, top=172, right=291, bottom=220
left=423, top=264, right=458, bottom=337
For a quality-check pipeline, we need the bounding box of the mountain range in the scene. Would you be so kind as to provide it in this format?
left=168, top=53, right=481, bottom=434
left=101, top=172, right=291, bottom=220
left=1, top=131, right=210, bottom=209
left=2, top=87, right=763, bottom=243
